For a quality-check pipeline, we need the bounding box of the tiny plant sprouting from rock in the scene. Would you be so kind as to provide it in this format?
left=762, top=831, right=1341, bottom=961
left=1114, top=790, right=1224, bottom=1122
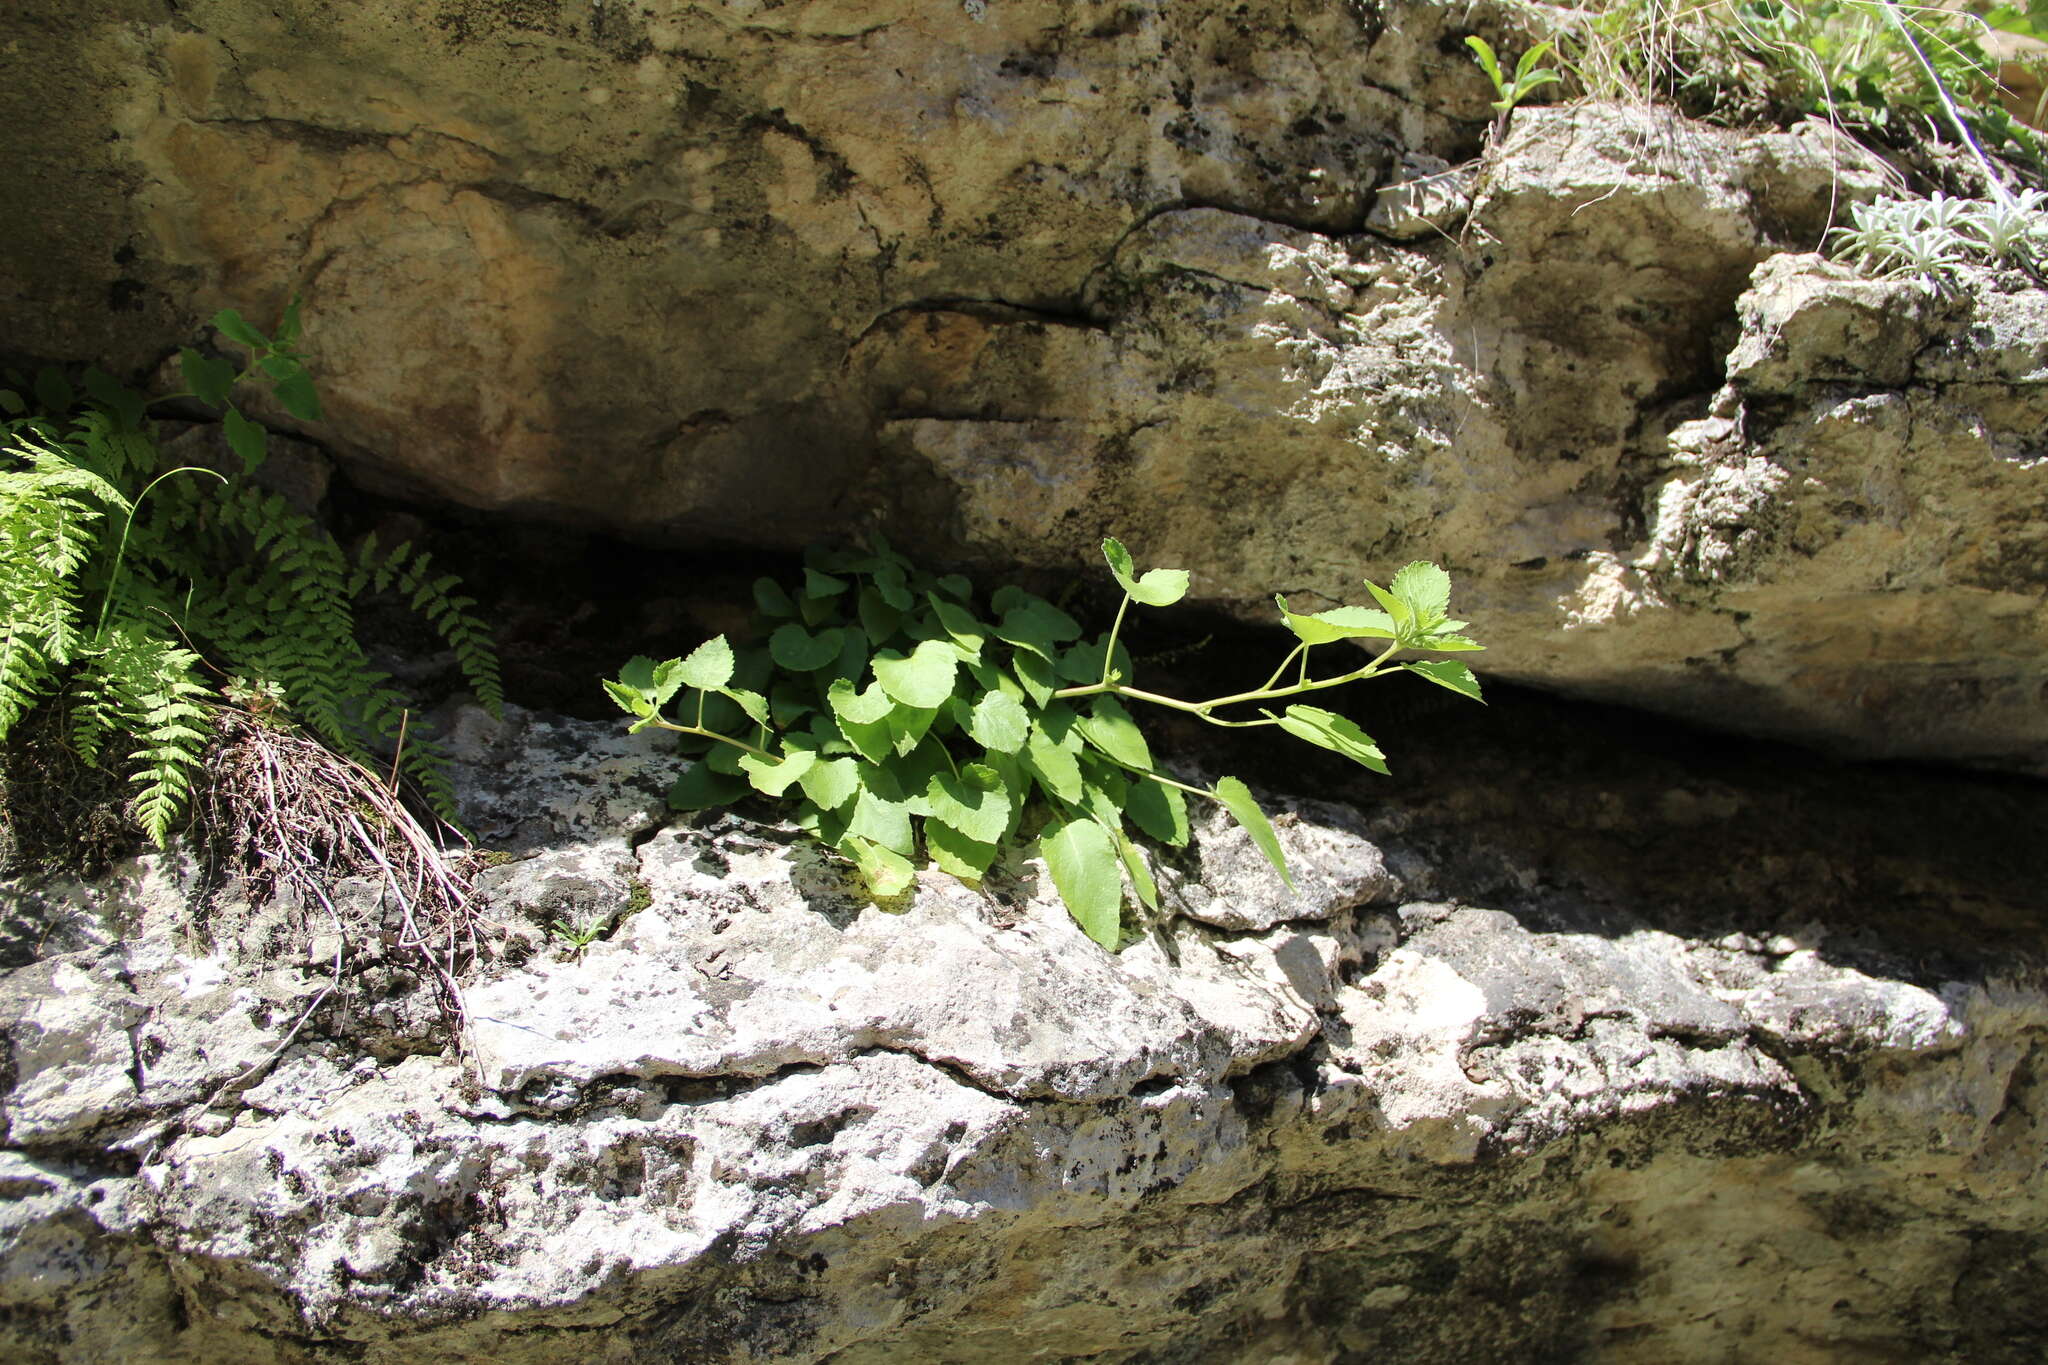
left=549, top=912, right=609, bottom=952
left=604, top=538, right=1484, bottom=950
left=1465, top=35, right=1562, bottom=136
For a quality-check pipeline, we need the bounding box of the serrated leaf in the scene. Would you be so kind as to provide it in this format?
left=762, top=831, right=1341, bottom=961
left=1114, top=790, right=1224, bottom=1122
left=1125, top=776, right=1189, bottom=846
left=770, top=623, right=844, bottom=672
left=1275, top=705, right=1390, bottom=774
left=278, top=296, right=304, bottom=344
left=178, top=349, right=236, bottom=408
left=222, top=406, right=267, bottom=472
left=669, top=762, right=747, bottom=811
left=927, top=820, right=999, bottom=881
left=1418, top=632, right=1485, bottom=652
left=797, top=755, right=861, bottom=811
left=677, top=636, right=735, bottom=690
left=1214, top=776, right=1293, bottom=889
left=1101, top=536, right=1189, bottom=607
left=213, top=308, right=267, bottom=349
left=723, top=685, right=771, bottom=727
left=754, top=576, right=797, bottom=618
left=926, top=763, right=1011, bottom=844
left=850, top=781, right=915, bottom=856
left=1404, top=659, right=1484, bottom=702
left=968, top=690, right=1029, bottom=753
left=843, top=835, right=915, bottom=898
left=1041, top=819, right=1123, bottom=949
left=1023, top=726, right=1084, bottom=804
left=1389, top=561, right=1452, bottom=625
left=872, top=639, right=957, bottom=710
left=602, top=679, right=654, bottom=719
left=1075, top=696, right=1152, bottom=770
left=1275, top=596, right=1398, bottom=645
left=1362, top=579, right=1413, bottom=635
left=0, top=389, right=23, bottom=415
left=739, top=747, right=815, bottom=796
left=273, top=369, right=322, bottom=422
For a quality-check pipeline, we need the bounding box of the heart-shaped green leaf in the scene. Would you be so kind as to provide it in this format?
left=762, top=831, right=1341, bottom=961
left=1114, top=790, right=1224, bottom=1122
left=968, top=690, right=1030, bottom=753
left=843, top=835, right=914, bottom=898
left=872, top=639, right=958, bottom=710
left=770, top=624, right=843, bottom=673
left=1102, top=536, right=1190, bottom=607
left=927, top=821, right=999, bottom=881
left=926, top=763, right=1012, bottom=844
left=797, top=756, right=861, bottom=811
left=739, top=748, right=816, bottom=796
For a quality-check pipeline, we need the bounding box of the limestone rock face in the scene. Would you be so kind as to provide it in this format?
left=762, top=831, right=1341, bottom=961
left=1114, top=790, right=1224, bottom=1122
left=14, top=1, right=2048, bottom=765
left=3, top=703, right=2046, bottom=1362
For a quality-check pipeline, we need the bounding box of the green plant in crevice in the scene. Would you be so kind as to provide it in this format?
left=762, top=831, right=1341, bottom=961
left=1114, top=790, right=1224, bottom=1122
left=1827, top=186, right=2048, bottom=278
left=605, top=537, right=1483, bottom=950
left=0, top=303, right=504, bottom=848
left=1466, top=35, right=1565, bottom=135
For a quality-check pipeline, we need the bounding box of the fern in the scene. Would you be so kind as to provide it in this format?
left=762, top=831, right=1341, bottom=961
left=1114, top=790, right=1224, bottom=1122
left=0, top=305, right=504, bottom=848
left=69, top=625, right=212, bottom=846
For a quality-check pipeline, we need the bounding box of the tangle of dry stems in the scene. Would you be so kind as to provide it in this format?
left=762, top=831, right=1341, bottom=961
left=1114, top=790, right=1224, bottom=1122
left=194, top=709, right=485, bottom=1098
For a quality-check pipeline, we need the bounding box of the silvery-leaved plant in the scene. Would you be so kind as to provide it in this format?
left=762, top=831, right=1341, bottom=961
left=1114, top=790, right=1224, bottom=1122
left=606, top=538, right=1482, bottom=950
left=1830, top=190, right=2048, bottom=282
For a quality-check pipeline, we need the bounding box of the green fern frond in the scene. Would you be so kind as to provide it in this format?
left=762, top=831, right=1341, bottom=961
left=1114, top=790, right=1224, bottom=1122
left=371, top=540, right=504, bottom=716
left=0, top=431, right=124, bottom=740
left=70, top=625, right=214, bottom=845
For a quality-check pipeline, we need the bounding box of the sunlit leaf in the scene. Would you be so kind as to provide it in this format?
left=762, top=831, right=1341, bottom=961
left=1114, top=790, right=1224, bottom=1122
left=1042, top=819, right=1123, bottom=949
left=1214, top=776, right=1293, bottom=889
left=1404, top=659, right=1484, bottom=702
left=677, top=636, right=736, bottom=690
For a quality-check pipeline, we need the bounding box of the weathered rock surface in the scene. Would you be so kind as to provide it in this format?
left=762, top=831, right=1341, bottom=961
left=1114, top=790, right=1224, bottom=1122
left=3, top=701, right=2045, bottom=1362
left=13, top=1, right=2048, bottom=765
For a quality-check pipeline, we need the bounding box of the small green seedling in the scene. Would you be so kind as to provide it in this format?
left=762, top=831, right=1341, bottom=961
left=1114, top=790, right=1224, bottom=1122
left=1466, top=35, right=1563, bottom=134
left=549, top=913, right=609, bottom=952
left=606, top=538, right=1484, bottom=950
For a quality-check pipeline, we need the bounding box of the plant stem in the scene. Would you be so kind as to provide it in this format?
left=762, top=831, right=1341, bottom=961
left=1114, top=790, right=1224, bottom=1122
left=96, top=465, right=227, bottom=642
left=1080, top=747, right=1214, bottom=800
left=1057, top=639, right=1405, bottom=715
left=645, top=715, right=776, bottom=761
left=1254, top=642, right=1305, bottom=696
left=1100, top=595, right=1131, bottom=685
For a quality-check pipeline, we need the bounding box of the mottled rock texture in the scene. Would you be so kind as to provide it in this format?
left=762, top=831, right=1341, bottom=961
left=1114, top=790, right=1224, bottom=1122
left=9, top=1, right=2047, bottom=765
left=3, top=702, right=2046, bottom=1363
